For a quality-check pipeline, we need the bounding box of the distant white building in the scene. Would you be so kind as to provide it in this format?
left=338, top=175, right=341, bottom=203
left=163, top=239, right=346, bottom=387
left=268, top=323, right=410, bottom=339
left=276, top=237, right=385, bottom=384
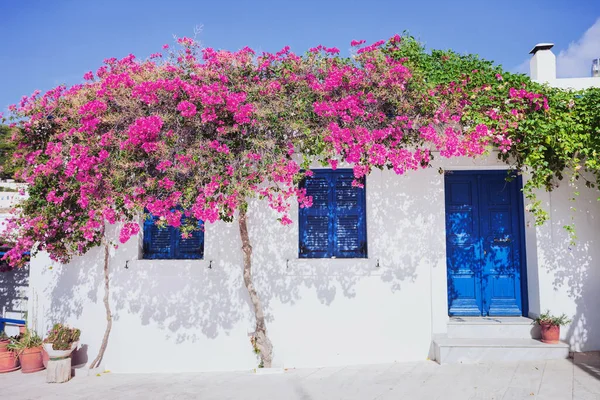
left=18, top=45, right=600, bottom=372
left=530, top=43, right=600, bottom=89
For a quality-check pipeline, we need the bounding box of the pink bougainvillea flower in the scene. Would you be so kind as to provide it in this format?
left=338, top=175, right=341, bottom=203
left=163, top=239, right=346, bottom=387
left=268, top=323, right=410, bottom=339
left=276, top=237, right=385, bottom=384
left=177, top=100, right=197, bottom=117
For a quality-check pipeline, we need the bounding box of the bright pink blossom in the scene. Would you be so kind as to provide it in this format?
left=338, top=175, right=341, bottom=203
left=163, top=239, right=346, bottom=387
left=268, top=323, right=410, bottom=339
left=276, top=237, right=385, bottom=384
left=177, top=100, right=197, bottom=117
left=119, top=222, right=140, bottom=243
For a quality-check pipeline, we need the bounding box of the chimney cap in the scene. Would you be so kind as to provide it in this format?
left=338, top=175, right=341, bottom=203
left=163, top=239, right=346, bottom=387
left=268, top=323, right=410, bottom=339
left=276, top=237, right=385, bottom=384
left=530, top=43, right=555, bottom=55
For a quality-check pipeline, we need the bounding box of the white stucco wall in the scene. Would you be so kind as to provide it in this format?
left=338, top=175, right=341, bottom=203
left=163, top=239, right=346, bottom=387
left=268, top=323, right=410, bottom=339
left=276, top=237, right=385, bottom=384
left=534, top=77, right=600, bottom=90
left=526, top=179, right=600, bottom=352
left=26, top=151, right=600, bottom=372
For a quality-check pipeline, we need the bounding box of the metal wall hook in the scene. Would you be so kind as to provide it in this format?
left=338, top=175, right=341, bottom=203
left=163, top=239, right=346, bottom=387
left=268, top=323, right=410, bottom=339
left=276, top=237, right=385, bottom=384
left=286, top=259, right=290, bottom=269
left=208, top=260, right=213, bottom=269
left=376, top=258, right=380, bottom=268
left=125, top=260, right=129, bottom=269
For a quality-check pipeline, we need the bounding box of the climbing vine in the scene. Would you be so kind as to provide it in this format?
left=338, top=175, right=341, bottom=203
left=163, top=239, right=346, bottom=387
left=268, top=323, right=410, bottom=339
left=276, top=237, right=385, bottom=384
left=386, top=36, right=600, bottom=233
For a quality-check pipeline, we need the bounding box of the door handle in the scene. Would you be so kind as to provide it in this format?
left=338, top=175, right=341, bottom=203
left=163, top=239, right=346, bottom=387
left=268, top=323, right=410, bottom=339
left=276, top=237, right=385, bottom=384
left=494, top=238, right=511, bottom=243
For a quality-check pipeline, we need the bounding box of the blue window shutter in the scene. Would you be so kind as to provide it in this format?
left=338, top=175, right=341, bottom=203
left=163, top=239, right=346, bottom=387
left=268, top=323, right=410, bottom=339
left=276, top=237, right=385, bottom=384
left=143, top=215, right=174, bottom=259
left=174, top=219, right=204, bottom=259
left=333, top=173, right=367, bottom=258
left=299, top=173, right=332, bottom=258
left=299, top=169, right=367, bottom=259
left=143, top=212, right=204, bottom=260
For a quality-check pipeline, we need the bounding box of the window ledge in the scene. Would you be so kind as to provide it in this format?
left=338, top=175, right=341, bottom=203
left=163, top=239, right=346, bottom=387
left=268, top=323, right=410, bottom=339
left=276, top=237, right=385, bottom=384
left=283, top=257, right=382, bottom=276
left=125, top=258, right=222, bottom=277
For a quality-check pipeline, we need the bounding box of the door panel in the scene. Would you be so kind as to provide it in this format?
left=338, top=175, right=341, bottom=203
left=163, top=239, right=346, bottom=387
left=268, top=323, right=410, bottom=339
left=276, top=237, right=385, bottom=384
left=479, top=174, right=523, bottom=316
left=445, top=175, right=483, bottom=316
left=445, top=171, right=524, bottom=317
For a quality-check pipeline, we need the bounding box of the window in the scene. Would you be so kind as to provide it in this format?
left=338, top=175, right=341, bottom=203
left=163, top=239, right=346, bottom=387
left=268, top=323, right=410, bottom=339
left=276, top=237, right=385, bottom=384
left=299, top=169, right=367, bottom=258
left=143, top=213, right=204, bottom=259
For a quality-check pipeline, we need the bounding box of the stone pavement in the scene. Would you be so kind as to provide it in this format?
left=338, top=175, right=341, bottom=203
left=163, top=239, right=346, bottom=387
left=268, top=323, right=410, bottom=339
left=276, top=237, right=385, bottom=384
left=1, top=355, right=599, bottom=400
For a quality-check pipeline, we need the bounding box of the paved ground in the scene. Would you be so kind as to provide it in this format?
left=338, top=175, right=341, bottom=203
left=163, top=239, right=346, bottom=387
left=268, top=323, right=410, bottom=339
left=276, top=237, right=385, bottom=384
left=1, top=355, right=599, bottom=400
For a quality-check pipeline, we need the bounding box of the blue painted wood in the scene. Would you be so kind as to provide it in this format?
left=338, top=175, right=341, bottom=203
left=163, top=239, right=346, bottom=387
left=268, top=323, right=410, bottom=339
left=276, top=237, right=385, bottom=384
left=143, top=212, right=204, bottom=259
left=299, top=170, right=367, bottom=258
left=175, top=218, right=205, bottom=259
left=299, top=173, right=331, bottom=258
left=143, top=216, right=172, bottom=259
left=333, top=172, right=367, bottom=258
left=445, top=174, right=483, bottom=316
left=0, top=317, right=26, bottom=333
left=479, top=173, right=523, bottom=316
left=445, top=171, right=524, bottom=316
left=0, top=318, right=25, bottom=325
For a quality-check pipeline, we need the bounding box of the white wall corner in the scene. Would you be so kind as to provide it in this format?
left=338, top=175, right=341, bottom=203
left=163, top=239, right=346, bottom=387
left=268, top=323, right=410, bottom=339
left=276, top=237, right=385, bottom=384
left=529, top=43, right=556, bottom=83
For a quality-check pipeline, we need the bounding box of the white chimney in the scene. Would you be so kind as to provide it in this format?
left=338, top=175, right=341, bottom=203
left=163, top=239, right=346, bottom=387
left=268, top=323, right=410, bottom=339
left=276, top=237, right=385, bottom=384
left=529, top=43, right=556, bottom=83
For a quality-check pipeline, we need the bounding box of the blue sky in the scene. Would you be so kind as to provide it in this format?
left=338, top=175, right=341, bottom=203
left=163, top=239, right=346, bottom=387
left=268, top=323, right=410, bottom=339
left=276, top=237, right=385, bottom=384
left=1, top=0, right=599, bottom=112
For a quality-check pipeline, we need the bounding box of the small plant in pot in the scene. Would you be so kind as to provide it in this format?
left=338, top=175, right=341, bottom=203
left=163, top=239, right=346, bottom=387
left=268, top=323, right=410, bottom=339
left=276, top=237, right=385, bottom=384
left=43, top=324, right=80, bottom=360
left=7, top=330, right=45, bottom=373
left=535, top=310, right=571, bottom=344
left=0, top=331, right=20, bottom=373
left=0, top=331, right=9, bottom=353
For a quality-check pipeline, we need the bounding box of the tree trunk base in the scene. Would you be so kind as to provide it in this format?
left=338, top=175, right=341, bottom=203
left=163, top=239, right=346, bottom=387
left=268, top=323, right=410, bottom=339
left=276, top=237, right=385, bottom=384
left=46, top=357, right=72, bottom=383
left=89, top=240, right=112, bottom=370
left=238, top=206, right=274, bottom=368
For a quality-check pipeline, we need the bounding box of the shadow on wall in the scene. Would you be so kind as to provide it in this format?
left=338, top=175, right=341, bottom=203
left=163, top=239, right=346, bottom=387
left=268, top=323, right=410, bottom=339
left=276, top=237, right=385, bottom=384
left=35, top=167, right=447, bottom=361
left=533, top=181, right=600, bottom=352
left=110, top=247, right=251, bottom=344
left=44, top=249, right=104, bottom=325
left=39, top=221, right=251, bottom=345
left=248, top=168, right=445, bottom=323
left=0, top=263, right=29, bottom=334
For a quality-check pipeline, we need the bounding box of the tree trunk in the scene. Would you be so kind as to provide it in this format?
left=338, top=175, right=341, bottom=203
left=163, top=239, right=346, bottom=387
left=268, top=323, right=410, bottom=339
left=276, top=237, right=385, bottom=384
left=238, top=206, right=273, bottom=368
left=89, top=240, right=112, bottom=370
left=46, top=357, right=72, bottom=383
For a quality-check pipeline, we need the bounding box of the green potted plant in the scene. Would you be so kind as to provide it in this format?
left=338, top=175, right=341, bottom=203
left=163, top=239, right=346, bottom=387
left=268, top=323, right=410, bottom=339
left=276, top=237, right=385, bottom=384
left=0, top=331, right=19, bottom=373
left=7, top=330, right=45, bottom=373
left=534, top=310, right=571, bottom=344
left=43, top=324, right=80, bottom=359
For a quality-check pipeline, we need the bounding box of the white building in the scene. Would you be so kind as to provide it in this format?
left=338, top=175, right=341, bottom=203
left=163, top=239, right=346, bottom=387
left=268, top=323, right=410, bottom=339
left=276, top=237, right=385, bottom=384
left=20, top=44, right=600, bottom=372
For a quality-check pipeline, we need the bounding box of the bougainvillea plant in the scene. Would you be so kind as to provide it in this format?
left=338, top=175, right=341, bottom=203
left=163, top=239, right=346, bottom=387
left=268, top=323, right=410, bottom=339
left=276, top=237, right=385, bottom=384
left=3, top=33, right=591, bottom=368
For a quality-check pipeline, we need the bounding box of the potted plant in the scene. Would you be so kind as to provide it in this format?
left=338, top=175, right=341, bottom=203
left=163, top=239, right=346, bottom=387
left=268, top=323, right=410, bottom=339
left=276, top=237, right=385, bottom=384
left=534, top=310, right=571, bottom=344
left=0, top=331, right=19, bottom=373
left=0, top=331, right=9, bottom=353
left=7, top=330, right=45, bottom=373
left=43, top=324, right=80, bottom=359
left=0, top=350, right=19, bottom=373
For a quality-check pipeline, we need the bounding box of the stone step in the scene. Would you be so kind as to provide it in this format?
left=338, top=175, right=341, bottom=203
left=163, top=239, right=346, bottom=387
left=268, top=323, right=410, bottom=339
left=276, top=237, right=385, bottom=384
left=433, top=336, right=569, bottom=365
left=447, top=316, right=540, bottom=339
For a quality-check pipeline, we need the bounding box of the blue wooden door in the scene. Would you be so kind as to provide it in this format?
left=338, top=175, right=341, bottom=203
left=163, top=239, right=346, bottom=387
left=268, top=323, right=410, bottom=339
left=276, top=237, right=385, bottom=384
left=445, top=171, right=525, bottom=316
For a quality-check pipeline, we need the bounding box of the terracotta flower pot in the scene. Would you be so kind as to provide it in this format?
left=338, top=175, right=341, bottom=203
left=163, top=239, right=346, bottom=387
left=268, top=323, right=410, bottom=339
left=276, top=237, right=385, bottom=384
left=18, top=346, right=45, bottom=373
left=540, top=322, right=560, bottom=344
left=0, top=351, right=20, bottom=373
left=0, top=339, right=9, bottom=353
